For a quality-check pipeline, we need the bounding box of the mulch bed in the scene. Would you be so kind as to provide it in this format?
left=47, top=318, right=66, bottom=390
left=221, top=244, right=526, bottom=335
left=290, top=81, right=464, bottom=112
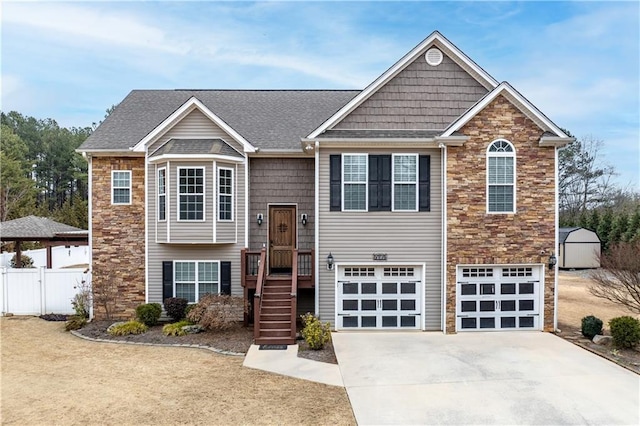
left=74, top=320, right=338, bottom=363
left=557, top=323, right=640, bottom=374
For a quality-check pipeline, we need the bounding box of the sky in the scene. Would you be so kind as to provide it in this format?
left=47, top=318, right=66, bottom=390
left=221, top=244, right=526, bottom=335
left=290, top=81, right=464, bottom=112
left=2, top=1, right=639, bottom=190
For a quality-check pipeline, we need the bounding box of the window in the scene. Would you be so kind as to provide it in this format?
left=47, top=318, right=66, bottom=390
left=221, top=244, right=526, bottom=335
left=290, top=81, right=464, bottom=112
left=111, top=171, right=131, bottom=204
left=330, top=154, right=431, bottom=212
left=393, top=155, right=418, bottom=211
left=174, top=261, right=219, bottom=303
left=178, top=167, right=204, bottom=221
left=343, top=154, right=367, bottom=211
left=487, top=140, right=515, bottom=213
left=157, top=168, right=166, bottom=221
left=218, top=168, right=233, bottom=221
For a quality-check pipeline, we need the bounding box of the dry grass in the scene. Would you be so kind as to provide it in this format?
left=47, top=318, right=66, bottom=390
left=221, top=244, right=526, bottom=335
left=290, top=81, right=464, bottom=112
left=557, top=271, right=638, bottom=331
left=0, top=317, right=355, bottom=426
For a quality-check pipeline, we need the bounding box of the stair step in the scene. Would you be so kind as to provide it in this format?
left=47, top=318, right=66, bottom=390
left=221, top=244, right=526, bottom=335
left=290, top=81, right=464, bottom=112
left=261, top=306, right=291, bottom=314
left=262, top=285, right=291, bottom=292
left=259, top=328, right=294, bottom=338
left=260, top=313, right=291, bottom=321
left=266, top=275, right=293, bottom=281
left=259, top=320, right=292, bottom=329
left=263, top=293, right=291, bottom=300
left=255, top=336, right=295, bottom=345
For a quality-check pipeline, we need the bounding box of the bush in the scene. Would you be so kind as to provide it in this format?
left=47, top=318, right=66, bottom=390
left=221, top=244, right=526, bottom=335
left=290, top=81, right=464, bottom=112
left=185, top=303, right=196, bottom=317
left=10, top=254, right=34, bottom=268
left=108, top=321, right=148, bottom=336
left=186, top=294, right=243, bottom=331
left=135, top=303, right=162, bottom=326
left=164, top=297, right=188, bottom=321
left=609, top=316, right=640, bottom=348
left=300, top=312, right=331, bottom=350
left=581, top=315, right=603, bottom=339
left=162, top=320, right=193, bottom=336
left=65, top=315, right=87, bottom=331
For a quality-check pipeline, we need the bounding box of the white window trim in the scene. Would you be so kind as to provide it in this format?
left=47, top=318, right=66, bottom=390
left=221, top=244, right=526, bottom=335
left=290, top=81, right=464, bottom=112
left=177, top=166, right=206, bottom=222
left=486, top=139, right=516, bottom=214
left=157, top=167, right=166, bottom=222
left=111, top=170, right=132, bottom=205
left=173, top=260, right=221, bottom=303
left=342, top=153, right=368, bottom=212
left=392, top=153, right=419, bottom=212
left=217, top=166, right=234, bottom=222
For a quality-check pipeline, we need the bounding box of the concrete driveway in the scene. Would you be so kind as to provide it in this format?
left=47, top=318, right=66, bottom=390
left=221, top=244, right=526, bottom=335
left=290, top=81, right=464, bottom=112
left=332, top=332, right=639, bottom=425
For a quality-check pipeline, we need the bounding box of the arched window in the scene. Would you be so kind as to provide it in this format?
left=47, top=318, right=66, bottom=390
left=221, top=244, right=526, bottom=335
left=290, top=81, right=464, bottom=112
left=487, top=139, right=515, bottom=213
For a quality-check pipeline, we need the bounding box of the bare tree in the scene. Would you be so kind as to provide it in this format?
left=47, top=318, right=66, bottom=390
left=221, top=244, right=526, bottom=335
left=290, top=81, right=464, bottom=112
left=589, top=242, right=640, bottom=314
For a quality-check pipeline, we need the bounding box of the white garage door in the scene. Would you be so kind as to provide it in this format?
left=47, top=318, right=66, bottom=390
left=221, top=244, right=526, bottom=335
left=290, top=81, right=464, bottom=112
left=456, top=265, right=542, bottom=331
left=336, top=265, right=423, bottom=330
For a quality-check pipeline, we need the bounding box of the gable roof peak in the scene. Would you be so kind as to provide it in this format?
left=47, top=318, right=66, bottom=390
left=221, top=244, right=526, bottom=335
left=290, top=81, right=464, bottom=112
left=307, top=31, right=499, bottom=139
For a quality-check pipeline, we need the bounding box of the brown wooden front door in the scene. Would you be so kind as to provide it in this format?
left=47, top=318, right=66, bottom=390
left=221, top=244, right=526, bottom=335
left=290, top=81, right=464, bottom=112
left=269, top=205, right=296, bottom=273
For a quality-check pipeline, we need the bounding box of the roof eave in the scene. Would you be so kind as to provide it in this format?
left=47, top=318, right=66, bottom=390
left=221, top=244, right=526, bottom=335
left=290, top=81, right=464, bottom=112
left=540, top=136, right=575, bottom=148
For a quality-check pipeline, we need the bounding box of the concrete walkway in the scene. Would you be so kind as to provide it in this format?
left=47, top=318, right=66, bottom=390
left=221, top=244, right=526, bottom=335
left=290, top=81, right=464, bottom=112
left=332, top=331, right=640, bottom=425
left=243, top=344, right=343, bottom=387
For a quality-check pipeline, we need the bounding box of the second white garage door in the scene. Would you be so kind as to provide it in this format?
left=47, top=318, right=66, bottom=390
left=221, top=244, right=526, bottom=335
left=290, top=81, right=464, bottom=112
left=336, top=265, right=423, bottom=330
left=456, top=265, right=543, bottom=331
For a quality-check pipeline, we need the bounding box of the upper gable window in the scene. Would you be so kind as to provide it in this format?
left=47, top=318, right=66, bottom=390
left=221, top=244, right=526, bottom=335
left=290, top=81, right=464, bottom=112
left=343, top=154, right=368, bottom=211
left=111, top=171, right=131, bottom=205
left=178, top=167, right=204, bottom=221
left=487, top=139, right=515, bottom=213
left=218, top=167, right=233, bottom=221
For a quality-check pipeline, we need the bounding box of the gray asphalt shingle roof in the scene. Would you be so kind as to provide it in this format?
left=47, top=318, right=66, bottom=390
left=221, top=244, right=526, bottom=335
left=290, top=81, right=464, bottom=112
left=79, top=90, right=360, bottom=152
left=0, top=216, right=87, bottom=240
left=150, top=139, right=243, bottom=158
left=559, top=227, right=581, bottom=243
left=318, top=129, right=443, bottom=139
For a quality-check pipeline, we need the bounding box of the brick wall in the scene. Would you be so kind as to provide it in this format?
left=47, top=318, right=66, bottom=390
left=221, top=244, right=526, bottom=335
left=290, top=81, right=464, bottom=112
left=446, top=95, right=557, bottom=332
left=91, top=156, right=146, bottom=320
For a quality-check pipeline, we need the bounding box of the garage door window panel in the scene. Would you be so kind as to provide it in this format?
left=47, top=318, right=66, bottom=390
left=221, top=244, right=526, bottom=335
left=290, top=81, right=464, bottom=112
left=362, top=282, right=377, bottom=294
left=362, top=300, right=377, bottom=311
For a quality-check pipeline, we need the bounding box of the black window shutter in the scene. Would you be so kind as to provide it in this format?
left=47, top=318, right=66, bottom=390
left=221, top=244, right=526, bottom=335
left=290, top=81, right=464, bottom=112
left=329, top=155, right=341, bottom=211
left=419, top=155, right=431, bottom=212
left=220, top=261, right=232, bottom=295
left=369, top=155, right=391, bottom=211
left=162, top=261, right=173, bottom=302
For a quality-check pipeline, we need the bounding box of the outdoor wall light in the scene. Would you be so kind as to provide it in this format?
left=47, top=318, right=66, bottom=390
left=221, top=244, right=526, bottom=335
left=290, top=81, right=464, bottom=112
left=256, top=213, right=263, bottom=226
left=548, top=252, right=557, bottom=270
left=326, top=252, right=334, bottom=270
left=301, top=214, right=308, bottom=226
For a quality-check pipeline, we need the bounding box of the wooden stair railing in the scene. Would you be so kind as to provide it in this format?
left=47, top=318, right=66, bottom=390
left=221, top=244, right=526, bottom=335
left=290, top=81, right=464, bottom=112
left=253, top=248, right=267, bottom=341
left=290, top=249, right=298, bottom=342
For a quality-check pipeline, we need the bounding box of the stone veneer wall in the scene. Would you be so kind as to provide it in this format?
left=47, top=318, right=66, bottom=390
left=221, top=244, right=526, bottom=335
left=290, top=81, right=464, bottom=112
left=446, top=95, right=557, bottom=332
left=91, top=156, right=146, bottom=319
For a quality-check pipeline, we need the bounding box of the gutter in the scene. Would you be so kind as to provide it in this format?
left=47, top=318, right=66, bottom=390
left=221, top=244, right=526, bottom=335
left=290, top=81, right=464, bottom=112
left=440, top=143, right=448, bottom=334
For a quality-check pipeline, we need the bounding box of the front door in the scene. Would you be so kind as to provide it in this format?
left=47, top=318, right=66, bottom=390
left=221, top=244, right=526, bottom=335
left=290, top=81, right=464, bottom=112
left=269, top=205, right=296, bottom=273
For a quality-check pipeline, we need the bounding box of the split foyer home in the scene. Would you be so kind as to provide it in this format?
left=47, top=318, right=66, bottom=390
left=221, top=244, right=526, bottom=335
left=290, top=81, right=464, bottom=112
left=78, top=31, right=573, bottom=344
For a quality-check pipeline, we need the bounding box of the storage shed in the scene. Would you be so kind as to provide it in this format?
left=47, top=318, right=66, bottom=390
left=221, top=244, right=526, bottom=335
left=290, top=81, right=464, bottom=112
left=558, top=227, right=601, bottom=269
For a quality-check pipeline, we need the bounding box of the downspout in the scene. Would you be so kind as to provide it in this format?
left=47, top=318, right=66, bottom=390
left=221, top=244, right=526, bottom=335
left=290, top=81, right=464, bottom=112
left=440, top=143, right=447, bottom=334
left=144, top=147, right=149, bottom=303
left=553, top=146, right=559, bottom=331
left=245, top=156, right=249, bottom=248
left=314, top=140, right=320, bottom=316
left=86, top=153, right=94, bottom=319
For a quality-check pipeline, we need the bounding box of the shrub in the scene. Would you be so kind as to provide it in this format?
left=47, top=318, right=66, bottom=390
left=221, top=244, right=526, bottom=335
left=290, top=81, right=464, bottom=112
left=300, top=312, right=331, bottom=350
left=164, top=297, right=188, bottom=321
left=65, top=315, right=87, bottom=331
left=162, top=320, right=193, bottom=336
left=10, top=254, right=34, bottom=268
left=185, top=303, right=196, bottom=317
left=581, top=315, right=603, bottom=339
left=609, top=316, right=640, bottom=348
left=135, top=303, right=162, bottom=326
left=108, top=321, right=148, bottom=336
left=186, top=294, right=243, bottom=331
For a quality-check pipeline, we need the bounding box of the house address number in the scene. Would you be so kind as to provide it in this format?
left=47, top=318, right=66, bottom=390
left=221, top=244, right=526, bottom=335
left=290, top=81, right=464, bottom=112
left=373, top=253, right=387, bottom=261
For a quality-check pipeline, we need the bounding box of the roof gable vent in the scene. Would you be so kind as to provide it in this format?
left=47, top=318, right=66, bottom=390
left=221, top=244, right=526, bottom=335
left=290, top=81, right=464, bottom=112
left=425, top=47, right=443, bottom=66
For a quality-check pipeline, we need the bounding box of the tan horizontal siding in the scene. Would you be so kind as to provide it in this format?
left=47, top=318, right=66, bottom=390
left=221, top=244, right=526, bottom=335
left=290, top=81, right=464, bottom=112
left=318, top=148, right=442, bottom=330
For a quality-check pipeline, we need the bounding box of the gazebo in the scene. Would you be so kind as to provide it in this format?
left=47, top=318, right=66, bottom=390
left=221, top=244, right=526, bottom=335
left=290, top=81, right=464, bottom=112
left=0, top=216, right=88, bottom=268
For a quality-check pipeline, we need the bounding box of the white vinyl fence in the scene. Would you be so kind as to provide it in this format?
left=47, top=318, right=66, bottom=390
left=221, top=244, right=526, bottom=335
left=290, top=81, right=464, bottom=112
left=0, top=245, right=89, bottom=268
left=0, top=267, right=89, bottom=316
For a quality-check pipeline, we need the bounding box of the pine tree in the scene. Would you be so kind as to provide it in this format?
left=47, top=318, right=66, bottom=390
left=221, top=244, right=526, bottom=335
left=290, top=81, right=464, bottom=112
left=608, top=211, right=629, bottom=247
left=624, top=206, right=640, bottom=242
left=587, top=209, right=601, bottom=232
left=578, top=209, right=589, bottom=229
left=597, top=209, right=614, bottom=251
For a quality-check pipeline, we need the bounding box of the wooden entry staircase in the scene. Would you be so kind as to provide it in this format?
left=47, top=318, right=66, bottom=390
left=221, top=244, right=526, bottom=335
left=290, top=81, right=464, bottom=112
left=253, top=248, right=298, bottom=345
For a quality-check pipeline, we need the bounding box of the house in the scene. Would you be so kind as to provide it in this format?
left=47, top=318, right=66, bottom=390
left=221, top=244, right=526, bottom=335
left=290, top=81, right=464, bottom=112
left=558, top=227, right=601, bottom=269
left=78, top=31, right=573, bottom=343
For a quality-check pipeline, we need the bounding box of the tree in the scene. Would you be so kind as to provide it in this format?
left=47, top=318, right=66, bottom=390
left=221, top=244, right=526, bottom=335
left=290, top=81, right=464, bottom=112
left=0, top=124, right=36, bottom=221
left=590, top=242, right=640, bottom=314
left=608, top=211, right=629, bottom=247
left=597, top=209, right=614, bottom=251
left=624, top=206, right=640, bottom=242
left=587, top=209, right=601, bottom=233
left=559, top=135, right=616, bottom=224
